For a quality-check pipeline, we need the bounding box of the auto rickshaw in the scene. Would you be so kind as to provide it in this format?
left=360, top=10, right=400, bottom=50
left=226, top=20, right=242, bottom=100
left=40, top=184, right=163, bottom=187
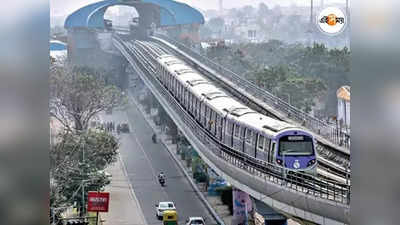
left=162, top=210, right=178, bottom=225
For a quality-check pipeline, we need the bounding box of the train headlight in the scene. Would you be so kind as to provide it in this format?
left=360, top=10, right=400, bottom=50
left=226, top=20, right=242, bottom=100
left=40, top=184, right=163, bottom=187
left=307, top=159, right=316, bottom=167
left=293, top=160, right=300, bottom=169
left=276, top=159, right=283, bottom=165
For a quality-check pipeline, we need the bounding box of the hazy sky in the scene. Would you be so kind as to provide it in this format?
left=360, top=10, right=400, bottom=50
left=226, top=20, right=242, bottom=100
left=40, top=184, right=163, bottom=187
left=51, top=0, right=346, bottom=26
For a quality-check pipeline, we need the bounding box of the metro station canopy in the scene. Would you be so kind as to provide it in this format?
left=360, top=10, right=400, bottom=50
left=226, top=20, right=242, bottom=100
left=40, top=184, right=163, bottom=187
left=64, top=0, right=205, bottom=29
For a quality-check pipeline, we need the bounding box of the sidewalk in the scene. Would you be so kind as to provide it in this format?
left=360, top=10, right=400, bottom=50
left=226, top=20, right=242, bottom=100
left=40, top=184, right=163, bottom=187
left=100, top=157, right=147, bottom=225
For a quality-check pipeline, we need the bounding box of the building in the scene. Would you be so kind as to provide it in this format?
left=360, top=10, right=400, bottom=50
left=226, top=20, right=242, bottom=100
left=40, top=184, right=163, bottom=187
left=337, top=85, right=350, bottom=128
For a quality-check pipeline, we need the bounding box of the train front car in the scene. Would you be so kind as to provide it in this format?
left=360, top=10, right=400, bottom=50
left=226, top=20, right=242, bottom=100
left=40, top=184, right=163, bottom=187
left=275, top=129, right=317, bottom=174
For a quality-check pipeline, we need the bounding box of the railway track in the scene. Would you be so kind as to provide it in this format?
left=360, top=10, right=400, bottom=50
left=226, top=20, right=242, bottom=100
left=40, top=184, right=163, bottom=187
left=131, top=39, right=351, bottom=182
left=149, top=35, right=351, bottom=167
left=113, top=36, right=351, bottom=205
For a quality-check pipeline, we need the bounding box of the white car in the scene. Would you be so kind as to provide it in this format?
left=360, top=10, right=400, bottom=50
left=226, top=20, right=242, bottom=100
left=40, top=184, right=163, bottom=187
left=155, top=201, right=176, bottom=219
left=186, top=217, right=206, bottom=225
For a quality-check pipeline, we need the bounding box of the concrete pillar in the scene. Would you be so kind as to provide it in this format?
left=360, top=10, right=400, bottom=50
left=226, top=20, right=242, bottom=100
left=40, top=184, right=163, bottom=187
left=67, top=28, right=128, bottom=90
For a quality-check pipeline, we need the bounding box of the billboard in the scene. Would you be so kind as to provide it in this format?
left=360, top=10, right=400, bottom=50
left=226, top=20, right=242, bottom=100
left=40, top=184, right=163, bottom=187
left=87, top=192, right=110, bottom=212
left=232, top=188, right=253, bottom=225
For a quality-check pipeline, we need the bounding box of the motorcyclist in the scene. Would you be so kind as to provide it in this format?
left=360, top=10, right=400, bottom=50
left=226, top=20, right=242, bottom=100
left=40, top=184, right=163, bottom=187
left=158, top=172, right=166, bottom=182
left=152, top=133, right=157, bottom=143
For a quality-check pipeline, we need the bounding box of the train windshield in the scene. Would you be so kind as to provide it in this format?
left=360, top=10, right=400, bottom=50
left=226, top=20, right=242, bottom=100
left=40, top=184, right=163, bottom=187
left=278, top=135, right=314, bottom=156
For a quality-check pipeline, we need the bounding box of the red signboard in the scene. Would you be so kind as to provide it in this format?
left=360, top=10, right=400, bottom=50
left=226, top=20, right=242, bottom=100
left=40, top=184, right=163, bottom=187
left=87, top=192, right=110, bottom=212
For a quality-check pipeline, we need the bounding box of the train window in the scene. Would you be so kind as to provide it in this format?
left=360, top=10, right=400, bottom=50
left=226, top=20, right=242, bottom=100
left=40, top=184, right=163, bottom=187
left=172, top=79, right=176, bottom=94
left=180, top=85, right=184, bottom=101
left=184, top=89, right=188, bottom=105
left=188, top=92, right=193, bottom=111
left=174, top=79, right=178, bottom=91
left=177, top=83, right=181, bottom=98
left=258, top=135, right=264, bottom=150
left=265, top=138, right=270, bottom=151
left=194, top=98, right=197, bottom=116
left=246, top=129, right=253, bottom=143
left=188, top=93, right=191, bottom=109
left=192, top=95, right=196, bottom=113
left=234, top=124, right=240, bottom=137
left=191, top=94, right=195, bottom=112
left=240, top=127, right=245, bottom=139
left=227, top=121, right=233, bottom=133
left=201, top=102, right=205, bottom=117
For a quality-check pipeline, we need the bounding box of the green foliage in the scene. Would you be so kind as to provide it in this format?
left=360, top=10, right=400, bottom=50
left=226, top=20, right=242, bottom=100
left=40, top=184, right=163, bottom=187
left=192, top=157, right=208, bottom=183
left=205, top=41, right=349, bottom=116
left=50, top=64, right=128, bottom=131
left=50, top=130, right=118, bottom=213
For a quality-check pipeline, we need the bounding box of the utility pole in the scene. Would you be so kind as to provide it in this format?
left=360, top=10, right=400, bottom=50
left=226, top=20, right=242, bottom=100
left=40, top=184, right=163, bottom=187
left=306, top=0, right=315, bottom=46
left=219, top=0, right=223, bottom=16
left=80, top=136, right=87, bottom=218
left=310, top=0, right=314, bottom=26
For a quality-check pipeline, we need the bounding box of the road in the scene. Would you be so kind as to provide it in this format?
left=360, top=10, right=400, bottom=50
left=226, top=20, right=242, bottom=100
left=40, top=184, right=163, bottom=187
left=104, top=102, right=215, bottom=225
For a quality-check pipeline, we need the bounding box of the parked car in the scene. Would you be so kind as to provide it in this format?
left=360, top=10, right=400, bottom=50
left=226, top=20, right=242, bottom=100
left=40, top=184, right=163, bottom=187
left=155, top=202, right=176, bottom=219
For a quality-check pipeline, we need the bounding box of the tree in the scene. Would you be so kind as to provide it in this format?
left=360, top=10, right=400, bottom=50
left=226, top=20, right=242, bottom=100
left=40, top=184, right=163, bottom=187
left=50, top=62, right=127, bottom=131
left=50, top=130, right=118, bottom=214
left=247, top=65, right=327, bottom=113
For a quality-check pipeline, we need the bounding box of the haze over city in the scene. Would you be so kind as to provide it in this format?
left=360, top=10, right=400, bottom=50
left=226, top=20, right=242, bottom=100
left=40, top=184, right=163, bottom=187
left=50, top=0, right=347, bottom=27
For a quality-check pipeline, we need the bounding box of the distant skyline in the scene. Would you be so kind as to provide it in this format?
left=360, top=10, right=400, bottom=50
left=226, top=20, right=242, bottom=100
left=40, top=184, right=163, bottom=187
left=50, top=0, right=347, bottom=27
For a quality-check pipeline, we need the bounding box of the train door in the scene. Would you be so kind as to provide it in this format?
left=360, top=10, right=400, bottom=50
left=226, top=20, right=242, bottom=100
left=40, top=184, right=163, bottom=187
left=183, top=87, right=189, bottom=110
left=201, top=103, right=206, bottom=127
left=233, top=123, right=241, bottom=151
left=194, top=98, right=199, bottom=120
left=180, top=85, right=185, bottom=104
left=240, top=127, right=246, bottom=152
left=172, top=79, right=177, bottom=97
left=210, top=110, right=216, bottom=135
left=216, top=115, right=223, bottom=141
left=188, top=93, right=192, bottom=114
left=269, top=141, right=276, bottom=163
left=196, top=99, right=201, bottom=122
left=178, top=83, right=183, bottom=103
left=205, top=106, right=210, bottom=129
left=224, top=120, right=233, bottom=147
left=191, top=94, right=196, bottom=116
left=215, top=114, right=220, bottom=139
left=244, top=129, right=254, bottom=156
left=256, top=134, right=268, bottom=160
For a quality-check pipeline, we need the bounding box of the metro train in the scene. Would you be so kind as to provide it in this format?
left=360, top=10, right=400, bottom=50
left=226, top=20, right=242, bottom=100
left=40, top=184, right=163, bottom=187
left=155, top=54, right=317, bottom=173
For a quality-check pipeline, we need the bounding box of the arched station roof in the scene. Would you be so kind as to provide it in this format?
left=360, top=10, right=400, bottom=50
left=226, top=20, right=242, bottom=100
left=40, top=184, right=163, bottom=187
left=64, top=0, right=204, bottom=29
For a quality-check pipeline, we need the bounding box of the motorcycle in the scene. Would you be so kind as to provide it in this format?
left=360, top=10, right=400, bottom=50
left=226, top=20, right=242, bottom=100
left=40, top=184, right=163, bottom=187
left=152, top=134, right=157, bottom=143
left=159, top=177, right=165, bottom=187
